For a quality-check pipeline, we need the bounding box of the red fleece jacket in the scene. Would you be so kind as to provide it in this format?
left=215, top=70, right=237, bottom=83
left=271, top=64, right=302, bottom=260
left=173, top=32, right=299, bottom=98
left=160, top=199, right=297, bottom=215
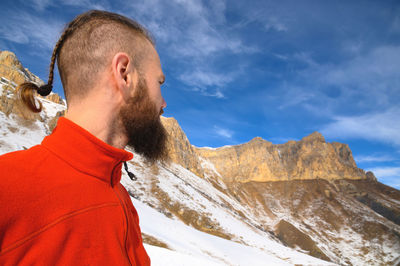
left=0, top=117, right=150, bottom=266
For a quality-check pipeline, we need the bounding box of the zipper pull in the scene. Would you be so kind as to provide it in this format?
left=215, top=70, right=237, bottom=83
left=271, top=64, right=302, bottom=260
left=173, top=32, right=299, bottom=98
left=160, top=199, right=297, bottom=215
left=123, top=161, right=137, bottom=181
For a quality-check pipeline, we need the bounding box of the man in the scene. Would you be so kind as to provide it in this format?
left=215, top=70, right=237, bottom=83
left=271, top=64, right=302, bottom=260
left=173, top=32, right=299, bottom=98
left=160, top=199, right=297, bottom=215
left=0, top=10, right=167, bottom=265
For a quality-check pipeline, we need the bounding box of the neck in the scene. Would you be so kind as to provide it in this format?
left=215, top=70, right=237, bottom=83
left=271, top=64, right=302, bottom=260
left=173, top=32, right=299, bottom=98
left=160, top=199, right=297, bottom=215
left=64, top=100, right=128, bottom=150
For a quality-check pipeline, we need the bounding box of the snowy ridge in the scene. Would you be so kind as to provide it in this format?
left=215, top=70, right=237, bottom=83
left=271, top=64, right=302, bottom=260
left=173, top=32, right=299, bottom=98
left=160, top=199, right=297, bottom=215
left=0, top=93, right=334, bottom=265
left=121, top=156, right=334, bottom=265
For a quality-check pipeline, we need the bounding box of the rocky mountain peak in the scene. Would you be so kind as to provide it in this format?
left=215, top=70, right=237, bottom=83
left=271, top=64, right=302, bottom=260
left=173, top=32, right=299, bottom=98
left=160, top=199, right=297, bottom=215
left=0, top=50, right=43, bottom=86
left=246, top=136, right=273, bottom=147
left=0, top=51, right=23, bottom=69
left=160, top=118, right=369, bottom=183
left=301, top=131, right=325, bottom=143
left=1, top=51, right=398, bottom=265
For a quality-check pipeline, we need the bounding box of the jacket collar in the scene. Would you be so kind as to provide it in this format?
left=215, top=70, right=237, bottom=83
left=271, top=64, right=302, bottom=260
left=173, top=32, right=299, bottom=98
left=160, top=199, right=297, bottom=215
left=42, top=117, right=133, bottom=186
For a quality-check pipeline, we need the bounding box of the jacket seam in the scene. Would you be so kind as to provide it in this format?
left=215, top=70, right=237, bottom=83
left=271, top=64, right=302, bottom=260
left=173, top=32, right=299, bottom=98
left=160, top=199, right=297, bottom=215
left=112, top=186, right=132, bottom=266
left=0, top=202, right=120, bottom=256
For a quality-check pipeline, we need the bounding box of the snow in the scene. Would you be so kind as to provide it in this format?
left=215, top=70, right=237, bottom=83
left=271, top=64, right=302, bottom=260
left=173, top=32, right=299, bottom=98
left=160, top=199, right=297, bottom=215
left=144, top=245, right=223, bottom=266
left=1, top=102, right=333, bottom=265
left=0, top=112, right=47, bottom=153
left=2, top=85, right=381, bottom=266
left=0, top=77, right=17, bottom=88
left=134, top=199, right=333, bottom=266
left=120, top=156, right=335, bottom=265
left=195, top=144, right=234, bottom=150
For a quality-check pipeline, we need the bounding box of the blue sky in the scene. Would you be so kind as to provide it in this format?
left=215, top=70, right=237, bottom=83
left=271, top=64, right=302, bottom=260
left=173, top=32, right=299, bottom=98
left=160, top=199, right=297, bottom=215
left=1, top=0, right=400, bottom=189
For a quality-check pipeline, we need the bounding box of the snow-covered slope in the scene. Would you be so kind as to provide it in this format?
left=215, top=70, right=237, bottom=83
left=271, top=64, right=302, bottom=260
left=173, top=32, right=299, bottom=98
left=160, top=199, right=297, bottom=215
left=121, top=155, right=334, bottom=265
left=0, top=82, right=334, bottom=265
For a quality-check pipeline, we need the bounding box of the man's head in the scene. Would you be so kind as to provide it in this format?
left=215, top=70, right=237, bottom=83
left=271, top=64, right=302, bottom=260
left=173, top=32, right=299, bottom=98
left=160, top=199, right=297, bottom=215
left=113, top=42, right=168, bottom=162
left=19, top=10, right=168, bottom=161
left=58, top=10, right=155, bottom=103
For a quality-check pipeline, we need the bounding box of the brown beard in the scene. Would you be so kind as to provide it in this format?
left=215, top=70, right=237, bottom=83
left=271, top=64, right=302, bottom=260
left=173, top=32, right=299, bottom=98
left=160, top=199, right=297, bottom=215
left=119, top=78, right=167, bottom=163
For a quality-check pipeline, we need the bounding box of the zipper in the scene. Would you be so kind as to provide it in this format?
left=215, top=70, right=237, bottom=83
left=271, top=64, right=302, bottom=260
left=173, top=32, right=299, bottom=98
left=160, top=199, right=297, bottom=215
left=111, top=161, right=133, bottom=266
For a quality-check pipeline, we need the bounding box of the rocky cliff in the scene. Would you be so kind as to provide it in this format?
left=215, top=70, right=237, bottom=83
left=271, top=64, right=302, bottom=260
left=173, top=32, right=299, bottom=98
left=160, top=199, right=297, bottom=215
left=2, top=50, right=398, bottom=265
left=0, top=49, right=372, bottom=185
left=162, top=117, right=373, bottom=183
left=0, top=50, right=64, bottom=120
left=146, top=117, right=400, bottom=264
left=161, top=117, right=205, bottom=178
left=0, top=51, right=43, bottom=86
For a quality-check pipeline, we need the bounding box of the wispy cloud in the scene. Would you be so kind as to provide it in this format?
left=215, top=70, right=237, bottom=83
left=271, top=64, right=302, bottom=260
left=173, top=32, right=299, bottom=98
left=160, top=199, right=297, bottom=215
left=368, top=167, right=400, bottom=177
left=28, top=0, right=53, bottom=11
left=231, top=4, right=288, bottom=33
left=0, top=12, right=63, bottom=50
left=124, top=0, right=257, bottom=98
left=355, top=154, right=397, bottom=163
left=61, top=0, right=110, bottom=11
left=390, top=14, right=400, bottom=33
left=321, top=107, right=400, bottom=147
left=26, top=0, right=110, bottom=11
left=179, top=69, right=235, bottom=98
left=367, top=166, right=400, bottom=186
left=278, top=85, right=315, bottom=110
left=262, top=45, right=400, bottom=144
left=214, top=126, right=233, bottom=139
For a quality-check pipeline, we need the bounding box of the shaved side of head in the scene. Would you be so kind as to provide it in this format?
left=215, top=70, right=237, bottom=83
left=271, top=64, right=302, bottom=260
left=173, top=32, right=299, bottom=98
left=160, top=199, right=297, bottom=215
left=58, top=12, right=154, bottom=103
left=18, top=10, right=154, bottom=111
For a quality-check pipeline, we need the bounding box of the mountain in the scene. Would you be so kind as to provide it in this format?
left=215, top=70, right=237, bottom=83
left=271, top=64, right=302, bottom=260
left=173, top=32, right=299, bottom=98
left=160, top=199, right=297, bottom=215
left=162, top=115, right=400, bottom=265
left=1, top=50, right=399, bottom=265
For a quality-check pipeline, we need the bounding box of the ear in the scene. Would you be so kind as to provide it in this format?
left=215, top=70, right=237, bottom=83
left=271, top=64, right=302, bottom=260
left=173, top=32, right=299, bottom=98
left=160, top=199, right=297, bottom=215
left=111, top=52, right=138, bottom=102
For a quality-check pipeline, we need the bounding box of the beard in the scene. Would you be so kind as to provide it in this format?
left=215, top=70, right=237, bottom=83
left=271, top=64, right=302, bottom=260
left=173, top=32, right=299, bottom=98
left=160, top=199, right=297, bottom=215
left=119, top=78, right=167, bottom=163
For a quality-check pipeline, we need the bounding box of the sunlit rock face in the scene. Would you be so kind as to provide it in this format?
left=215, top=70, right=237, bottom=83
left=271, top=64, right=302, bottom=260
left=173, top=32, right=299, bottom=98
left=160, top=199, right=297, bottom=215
left=0, top=50, right=43, bottom=86
left=193, top=131, right=365, bottom=182
left=0, top=50, right=64, bottom=122
left=161, top=117, right=205, bottom=178
left=162, top=116, right=369, bottom=183
left=1, top=50, right=397, bottom=266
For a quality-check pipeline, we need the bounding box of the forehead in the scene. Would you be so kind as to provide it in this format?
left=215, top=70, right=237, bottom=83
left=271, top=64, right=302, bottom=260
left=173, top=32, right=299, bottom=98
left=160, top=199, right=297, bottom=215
left=143, top=44, right=162, bottom=71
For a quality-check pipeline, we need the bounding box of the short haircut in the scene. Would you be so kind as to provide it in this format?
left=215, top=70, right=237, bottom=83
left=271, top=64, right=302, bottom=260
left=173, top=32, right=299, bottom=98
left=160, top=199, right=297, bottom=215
left=19, top=10, right=154, bottom=112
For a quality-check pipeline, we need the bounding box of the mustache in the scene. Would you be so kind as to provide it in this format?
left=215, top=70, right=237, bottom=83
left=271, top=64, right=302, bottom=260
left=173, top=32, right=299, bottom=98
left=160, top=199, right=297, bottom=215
left=160, top=109, right=164, bottom=116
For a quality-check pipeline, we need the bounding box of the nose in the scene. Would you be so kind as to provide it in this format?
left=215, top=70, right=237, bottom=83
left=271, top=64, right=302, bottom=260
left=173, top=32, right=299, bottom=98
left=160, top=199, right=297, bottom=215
left=161, top=97, right=167, bottom=109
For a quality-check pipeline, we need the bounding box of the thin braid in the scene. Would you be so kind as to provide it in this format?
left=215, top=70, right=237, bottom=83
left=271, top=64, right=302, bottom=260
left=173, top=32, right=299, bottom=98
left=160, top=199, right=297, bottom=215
left=18, top=10, right=153, bottom=113
left=37, top=26, right=73, bottom=96
left=17, top=22, right=78, bottom=112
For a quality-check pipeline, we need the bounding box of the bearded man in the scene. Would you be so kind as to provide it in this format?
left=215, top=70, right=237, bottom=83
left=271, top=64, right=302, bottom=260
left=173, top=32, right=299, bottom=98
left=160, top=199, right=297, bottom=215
left=0, top=10, right=168, bottom=265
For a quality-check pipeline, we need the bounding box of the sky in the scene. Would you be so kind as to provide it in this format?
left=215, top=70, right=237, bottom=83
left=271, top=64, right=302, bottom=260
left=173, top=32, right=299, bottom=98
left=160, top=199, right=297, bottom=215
left=1, top=0, right=399, bottom=189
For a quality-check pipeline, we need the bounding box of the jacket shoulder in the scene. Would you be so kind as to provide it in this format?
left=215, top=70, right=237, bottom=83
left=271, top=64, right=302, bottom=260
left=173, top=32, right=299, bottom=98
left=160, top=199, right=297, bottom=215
left=0, top=145, right=43, bottom=166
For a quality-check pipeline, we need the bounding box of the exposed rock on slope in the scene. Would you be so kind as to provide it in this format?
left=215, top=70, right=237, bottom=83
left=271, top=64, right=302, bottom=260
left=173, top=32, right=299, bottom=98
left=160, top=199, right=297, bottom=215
left=0, top=51, right=43, bottom=86
left=0, top=50, right=64, bottom=121
left=195, top=132, right=368, bottom=182
left=158, top=117, right=399, bottom=264
left=275, top=219, right=331, bottom=261
left=161, top=117, right=205, bottom=178
left=2, top=50, right=398, bottom=265
left=162, top=116, right=370, bottom=183
left=227, top=179, right=400, bottom=265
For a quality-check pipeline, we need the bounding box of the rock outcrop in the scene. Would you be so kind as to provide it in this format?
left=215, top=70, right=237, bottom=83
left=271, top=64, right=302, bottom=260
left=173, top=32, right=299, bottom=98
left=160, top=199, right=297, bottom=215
left=0, top=51, right=43, bottom=86
left=161, top=117, right=368, bottom=183
left=2, top=50, right=399, bottom=265
left=161, top=117, right=204, bottom=178
left=0, top=50, right=64, bottom=121
left=195, top=132, right=367, bottom=182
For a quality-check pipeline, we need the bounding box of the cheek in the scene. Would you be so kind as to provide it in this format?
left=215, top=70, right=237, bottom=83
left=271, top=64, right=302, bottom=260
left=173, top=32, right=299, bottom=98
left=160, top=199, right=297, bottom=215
left=149, top=85, right=163, bottom=104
